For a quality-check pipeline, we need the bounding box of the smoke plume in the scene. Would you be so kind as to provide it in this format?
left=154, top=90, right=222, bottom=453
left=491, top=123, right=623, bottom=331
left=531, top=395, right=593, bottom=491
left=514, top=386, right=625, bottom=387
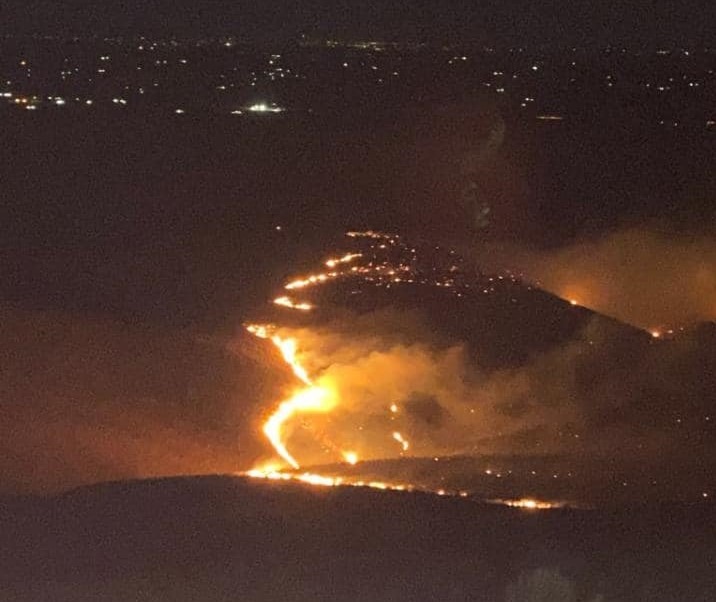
left=474, top=226, right=716, bottom=330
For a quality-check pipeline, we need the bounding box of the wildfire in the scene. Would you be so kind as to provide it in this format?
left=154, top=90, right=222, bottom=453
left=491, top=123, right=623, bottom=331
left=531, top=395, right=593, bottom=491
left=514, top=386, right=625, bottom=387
left=242, top=469, right=565, bottom=511
left=242, top=231, right=567, bottom=510
left=392, top=431, right=410, bottom=452
left=247, top=323, right=337, bottom=469
left=325, top=253, right=362, bottom=268
left=491, top=498, right=563, bottom=510
left=263, top=386, right=335, bottom=469
left=342, top=451, right=359, bottom=465
left=244, top=468, right=411, bottom=492
left=273, top=296, right=314, bottom=311
left=285, top=272, right=339, bottom=290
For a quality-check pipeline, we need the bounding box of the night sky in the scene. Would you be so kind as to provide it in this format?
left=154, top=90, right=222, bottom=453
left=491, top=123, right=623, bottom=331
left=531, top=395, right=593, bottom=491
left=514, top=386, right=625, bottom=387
left=4, top=0, right=716, bottom=45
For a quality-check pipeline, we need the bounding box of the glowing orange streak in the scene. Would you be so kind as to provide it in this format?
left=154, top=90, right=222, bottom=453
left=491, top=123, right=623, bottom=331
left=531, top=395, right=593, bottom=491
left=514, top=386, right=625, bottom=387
left=247, top=323, right=336, bottom=469
left=273, top=296, right=314, bottom=311
left=242, top=470, right=565, bottom=510
left=285, top=272, right=338, bottom=290
left=263, top=386, right=332, bottom=469
left=325, top=253, right=362, bottom=268
left=490, top=498, right=564, bottom=510
left=392, top=431, right=409, bottom=452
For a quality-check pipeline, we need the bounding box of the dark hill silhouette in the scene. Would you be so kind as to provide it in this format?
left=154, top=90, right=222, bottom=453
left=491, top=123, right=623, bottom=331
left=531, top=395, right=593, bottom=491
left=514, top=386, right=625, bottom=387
left=1, top=475, right=714, bottom=601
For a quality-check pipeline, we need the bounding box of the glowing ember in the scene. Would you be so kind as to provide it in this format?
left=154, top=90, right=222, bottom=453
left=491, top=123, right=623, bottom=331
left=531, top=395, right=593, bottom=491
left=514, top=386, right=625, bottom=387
left=284, top=272, right=338, bottom=290
left=243, top=469, right=567, bottom=509
left=325, top=253, right=362, bottom=268
left=243, top=468, right=413, bottom=493
left=342, top=451, right=359, bottom=465
left=273, top=296, right=314, bottom=311
left=493, top=498, right=563, bottom=510
left=392, top=431, right=410, bottom=452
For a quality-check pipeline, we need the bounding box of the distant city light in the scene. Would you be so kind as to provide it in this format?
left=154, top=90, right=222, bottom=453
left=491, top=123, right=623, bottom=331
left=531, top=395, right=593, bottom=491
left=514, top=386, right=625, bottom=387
left=247, top=102, right=285, bottom=113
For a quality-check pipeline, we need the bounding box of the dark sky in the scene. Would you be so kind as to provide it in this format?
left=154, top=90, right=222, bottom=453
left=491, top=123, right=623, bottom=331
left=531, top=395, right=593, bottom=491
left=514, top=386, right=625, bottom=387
left=4, top=0, right=716, bottom=45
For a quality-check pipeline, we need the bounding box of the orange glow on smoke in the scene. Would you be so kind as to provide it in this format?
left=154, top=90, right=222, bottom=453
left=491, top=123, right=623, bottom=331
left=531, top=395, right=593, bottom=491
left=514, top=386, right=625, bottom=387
left=243, top=233, right=568, bottom=510
left=247, top=323, right=336, bottom=469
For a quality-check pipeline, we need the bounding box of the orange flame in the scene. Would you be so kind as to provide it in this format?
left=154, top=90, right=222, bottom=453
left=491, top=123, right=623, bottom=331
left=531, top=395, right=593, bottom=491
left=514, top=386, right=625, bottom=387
left=247, top=323, right=336, bottom=469
left=273, top=296, right=314, bottom=311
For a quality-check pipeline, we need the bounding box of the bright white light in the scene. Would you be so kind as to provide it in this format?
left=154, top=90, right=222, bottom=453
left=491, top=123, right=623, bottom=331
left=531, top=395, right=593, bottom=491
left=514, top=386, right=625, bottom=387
left=248, top=102, right=284, bottom=113
left=342, top=451, right=358, bottom=465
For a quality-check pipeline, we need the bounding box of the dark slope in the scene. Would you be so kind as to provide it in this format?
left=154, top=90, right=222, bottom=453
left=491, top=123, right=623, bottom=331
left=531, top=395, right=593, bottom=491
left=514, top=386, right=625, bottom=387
left=1, top=476, right=715, bottom=602
left=267, top=231, right=649, bottom=369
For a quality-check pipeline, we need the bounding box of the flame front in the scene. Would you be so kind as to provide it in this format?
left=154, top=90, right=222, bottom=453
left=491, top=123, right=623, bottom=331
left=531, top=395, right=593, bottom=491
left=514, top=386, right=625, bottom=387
left=273, top=296, right=314, bottom=311
left=263, top=385, right=333, bottom=469
left=241, top=231, right=566, bottom=511
left=247, top=323, right=337, bottom=469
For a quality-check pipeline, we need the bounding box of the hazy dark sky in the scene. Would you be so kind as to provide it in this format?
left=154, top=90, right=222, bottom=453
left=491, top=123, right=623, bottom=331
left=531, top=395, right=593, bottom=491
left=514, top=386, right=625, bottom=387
left=4, top=0, right=716, bottom=44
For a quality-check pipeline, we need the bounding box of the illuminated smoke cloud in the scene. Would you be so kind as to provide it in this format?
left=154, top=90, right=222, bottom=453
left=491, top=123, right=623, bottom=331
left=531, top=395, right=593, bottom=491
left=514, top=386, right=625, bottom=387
left=474, top=227, right=716, bottom=330
left=243, top=230, right=714, bottom=481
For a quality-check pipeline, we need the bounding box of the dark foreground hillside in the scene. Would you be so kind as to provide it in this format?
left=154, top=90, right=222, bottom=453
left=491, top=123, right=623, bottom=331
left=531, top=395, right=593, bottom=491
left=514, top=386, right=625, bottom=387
left=1, top=476, right=714, bottom=601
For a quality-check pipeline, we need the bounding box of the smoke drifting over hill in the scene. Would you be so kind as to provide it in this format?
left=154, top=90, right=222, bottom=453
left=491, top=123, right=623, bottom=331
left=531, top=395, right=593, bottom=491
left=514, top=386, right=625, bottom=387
left=474, top=227, right=716, bottom=331
left=255, top=306, right=714, bottom=474
left=1, top=225, right=714, bottom=497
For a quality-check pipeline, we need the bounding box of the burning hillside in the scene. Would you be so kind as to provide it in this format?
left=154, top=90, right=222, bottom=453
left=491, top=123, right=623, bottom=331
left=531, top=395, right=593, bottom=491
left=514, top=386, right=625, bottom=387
left=241, top=231, right=715, bottom=507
